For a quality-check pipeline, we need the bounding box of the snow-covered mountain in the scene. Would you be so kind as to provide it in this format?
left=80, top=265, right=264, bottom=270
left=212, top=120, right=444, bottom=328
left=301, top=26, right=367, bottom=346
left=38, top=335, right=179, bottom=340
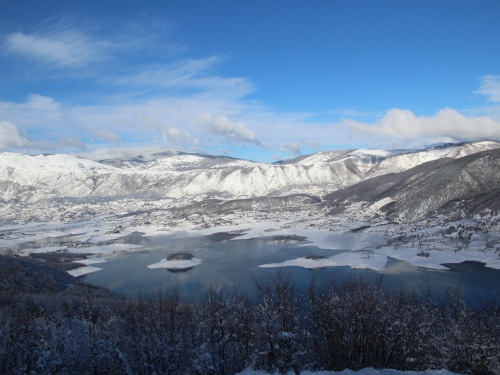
left=325, top=147, right=500, bottom=222
left=1, top=140, right=499, bottom=206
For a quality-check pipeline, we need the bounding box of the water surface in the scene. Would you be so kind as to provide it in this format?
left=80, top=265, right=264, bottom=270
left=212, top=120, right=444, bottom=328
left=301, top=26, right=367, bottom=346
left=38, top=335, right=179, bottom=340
left=82, top=233, right=500, bottom=303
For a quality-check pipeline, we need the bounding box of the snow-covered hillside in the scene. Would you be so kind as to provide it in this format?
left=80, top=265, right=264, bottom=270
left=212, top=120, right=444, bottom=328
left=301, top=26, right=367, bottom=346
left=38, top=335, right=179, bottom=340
left=368, top=140, right=500, bottom=177
left=324, top=147, right=500, bottom=222
left=1, top=141, right=499, bottom=207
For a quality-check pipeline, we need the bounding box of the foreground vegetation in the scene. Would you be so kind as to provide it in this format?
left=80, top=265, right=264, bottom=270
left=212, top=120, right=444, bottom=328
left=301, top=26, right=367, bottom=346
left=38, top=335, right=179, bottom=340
left=1, top=270, right=499, bottom=375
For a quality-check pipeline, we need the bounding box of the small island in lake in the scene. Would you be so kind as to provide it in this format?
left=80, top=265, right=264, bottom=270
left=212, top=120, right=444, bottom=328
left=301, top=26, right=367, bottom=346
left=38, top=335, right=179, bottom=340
left=147, top=252, right=202, bottom=271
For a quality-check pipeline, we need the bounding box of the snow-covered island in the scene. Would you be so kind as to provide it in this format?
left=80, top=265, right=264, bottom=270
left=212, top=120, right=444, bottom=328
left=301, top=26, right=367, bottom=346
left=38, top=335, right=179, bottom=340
left=148, top=252, right=202, bottom=270
left=260, top=247, right=500, bottom=271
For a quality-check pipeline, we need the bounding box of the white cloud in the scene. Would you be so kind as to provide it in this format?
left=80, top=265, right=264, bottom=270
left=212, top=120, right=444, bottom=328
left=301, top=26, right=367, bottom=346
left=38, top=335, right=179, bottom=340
left=3, top=21, right=253, bottom=97
left=115, top=57, right=219, bottom=86
left=0, top=94, right=61, bottom=115
left=109, top=57, right=254, bottom=99
left=138, top=115, right=163, bottom=134
left=0, top=94, right=64, bottom=138
left=476, top=75, right=500, bottom=102
left=54, top=136, right=87, bottom=150
left=163, top=127, right=198, bottom=145
left=1, top=18, right=183, bottom=76
left=278, top=140, right=318, bottom=156
left=0, top=22, right=320, bottom=157
left=344, top=108, right=500, bottom=143
left=305, top=140, right=319, bottom=149
left=135, top=115, right=198, bottom=146
left=92, top=129, right=122, bottom=144
left=280, top=142, right=301, bottom=155
left=5, top=92, right=498, bottom=159
left=0, top=92, right=361, bottom=156
left=0, top=119, right=89, bottom=152
left=4, top=30, right=109, bottom=68
left=200, top=114, right=263, bottom=146
left=26, top=94, right=61, bottom=112
left=0, top=121, right=87, bottom=152
left=4, top=19, right=499, bottom=161
left=0, top=121, right=31, bottom=149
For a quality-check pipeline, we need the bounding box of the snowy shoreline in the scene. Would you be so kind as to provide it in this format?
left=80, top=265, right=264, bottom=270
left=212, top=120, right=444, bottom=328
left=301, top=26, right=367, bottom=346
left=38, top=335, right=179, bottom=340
left=259, top=246, right=500, bottom=271
left=1, top=200, right=499, bottom=277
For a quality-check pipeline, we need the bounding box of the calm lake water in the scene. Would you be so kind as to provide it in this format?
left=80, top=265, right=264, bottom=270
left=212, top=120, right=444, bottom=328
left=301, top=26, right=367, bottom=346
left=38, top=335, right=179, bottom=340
left=81, top=233, right=500, bottom=303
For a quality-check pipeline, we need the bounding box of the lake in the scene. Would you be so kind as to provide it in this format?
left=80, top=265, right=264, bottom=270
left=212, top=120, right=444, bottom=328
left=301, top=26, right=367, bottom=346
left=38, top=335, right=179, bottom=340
left=81, top=233, right=500, bottom=303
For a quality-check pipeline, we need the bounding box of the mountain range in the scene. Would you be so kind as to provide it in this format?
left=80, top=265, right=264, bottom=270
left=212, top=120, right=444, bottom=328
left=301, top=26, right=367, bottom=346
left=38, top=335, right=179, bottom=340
left=1, top=140, right=500, bottom=223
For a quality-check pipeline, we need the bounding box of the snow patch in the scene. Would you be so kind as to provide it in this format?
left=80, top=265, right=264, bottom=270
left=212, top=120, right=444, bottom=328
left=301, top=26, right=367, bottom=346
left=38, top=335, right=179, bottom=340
left=67, top=244, right=143, bottom=254
left=369, top=197, right=393, bottom=211
left=259, top=250, right=388, bottom=271
left=382, top=247, right=500, bottom=270
left=147, top=257, right=202, bottom=270
left=352, top=149, right=392, bottom=158
left=67, top=266, right=102, bottom=277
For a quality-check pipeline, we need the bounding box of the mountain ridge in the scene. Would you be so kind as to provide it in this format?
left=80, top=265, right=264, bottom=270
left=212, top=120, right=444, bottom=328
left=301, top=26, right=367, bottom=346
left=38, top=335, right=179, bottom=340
left=325, top=148, right=500, bottom=222
left=1, top=140, right=499, bottom=210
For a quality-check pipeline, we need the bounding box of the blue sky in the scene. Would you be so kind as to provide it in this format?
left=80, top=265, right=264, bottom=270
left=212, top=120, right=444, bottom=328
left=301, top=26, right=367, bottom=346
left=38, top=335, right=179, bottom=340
left=1, top=0, right=499, bottom=162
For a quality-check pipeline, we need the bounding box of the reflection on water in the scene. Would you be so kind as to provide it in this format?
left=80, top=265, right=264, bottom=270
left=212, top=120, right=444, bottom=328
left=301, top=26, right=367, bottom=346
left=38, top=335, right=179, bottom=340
left=81, top=233, right=500, bottom=303
left=167, top=267, right=194, bottom=273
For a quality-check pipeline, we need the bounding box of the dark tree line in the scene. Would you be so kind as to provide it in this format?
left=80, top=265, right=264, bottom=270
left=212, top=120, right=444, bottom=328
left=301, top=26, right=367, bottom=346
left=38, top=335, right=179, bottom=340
left=1, top=271, right=499, bottom=374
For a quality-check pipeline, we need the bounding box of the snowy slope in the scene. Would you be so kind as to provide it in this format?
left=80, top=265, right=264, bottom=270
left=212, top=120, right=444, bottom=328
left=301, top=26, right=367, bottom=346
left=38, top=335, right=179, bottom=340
left=369, top=140, right=500, bottom=177
left=325, top=147, right=500, bottom=222
left=1, top=141, right=499, bottom=204
left=381, top=148, right=500, bottom=222
left=96, top=150, right=250, bottom=171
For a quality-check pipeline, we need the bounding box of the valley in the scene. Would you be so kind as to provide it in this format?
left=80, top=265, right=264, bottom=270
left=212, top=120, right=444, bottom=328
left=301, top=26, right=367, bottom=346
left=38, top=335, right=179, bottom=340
left=2, top=141, right=500, bottom=375
left=1, top=140, right=500, bottom=280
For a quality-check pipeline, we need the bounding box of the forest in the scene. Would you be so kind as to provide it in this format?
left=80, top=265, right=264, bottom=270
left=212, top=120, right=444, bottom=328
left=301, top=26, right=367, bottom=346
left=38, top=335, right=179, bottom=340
left=1, top=267, right=499, bottom=375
